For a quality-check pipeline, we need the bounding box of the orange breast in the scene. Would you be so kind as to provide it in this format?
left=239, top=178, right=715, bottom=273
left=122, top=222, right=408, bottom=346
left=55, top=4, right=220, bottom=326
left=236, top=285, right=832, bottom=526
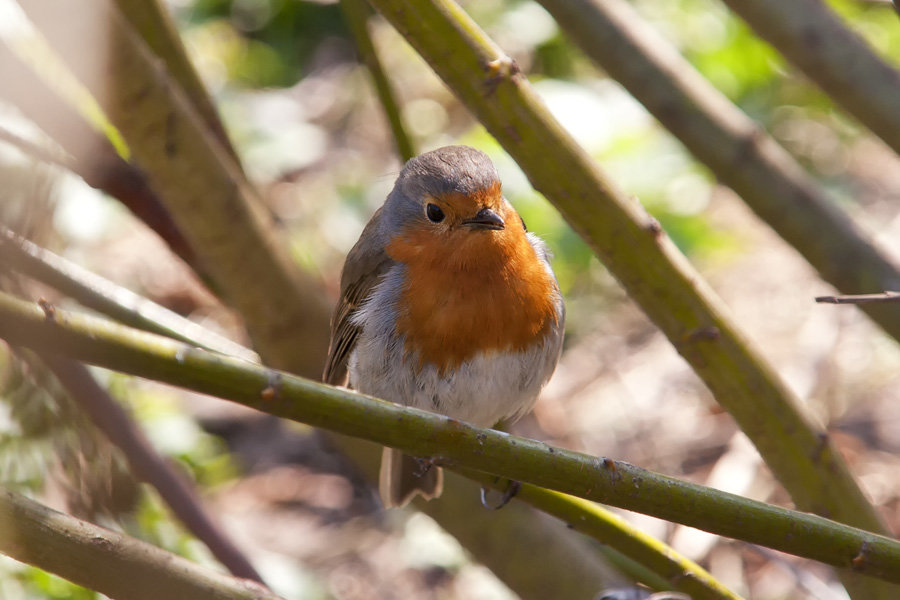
left=386, top=205, right=559, bottom=374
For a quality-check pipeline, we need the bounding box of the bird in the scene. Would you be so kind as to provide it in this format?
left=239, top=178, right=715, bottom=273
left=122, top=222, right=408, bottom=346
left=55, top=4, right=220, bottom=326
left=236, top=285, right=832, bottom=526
left=324, top=145, right=565, bottom=508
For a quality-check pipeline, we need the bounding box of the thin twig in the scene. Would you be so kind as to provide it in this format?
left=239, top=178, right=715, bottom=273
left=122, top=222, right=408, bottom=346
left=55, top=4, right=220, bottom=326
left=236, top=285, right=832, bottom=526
left=816, top=291, right=900, bottom=304
left=41, top=356, right=266, bottom=584
left=340, top=0, right=416, bottom=162
left=0, top=127, right=73, bottom=169
left=0, top=227, right=259, bottom=362
left=0, top=40, right=198, bottom=267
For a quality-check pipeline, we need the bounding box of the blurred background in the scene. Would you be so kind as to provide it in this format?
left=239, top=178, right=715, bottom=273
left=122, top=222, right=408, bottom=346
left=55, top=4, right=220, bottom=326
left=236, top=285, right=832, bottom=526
left=1, top=0, right=900, bottom=598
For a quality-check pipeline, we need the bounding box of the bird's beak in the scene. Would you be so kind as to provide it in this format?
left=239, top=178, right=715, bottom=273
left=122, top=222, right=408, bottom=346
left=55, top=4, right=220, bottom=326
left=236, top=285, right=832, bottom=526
left=461, top=207, right=505, bottom=230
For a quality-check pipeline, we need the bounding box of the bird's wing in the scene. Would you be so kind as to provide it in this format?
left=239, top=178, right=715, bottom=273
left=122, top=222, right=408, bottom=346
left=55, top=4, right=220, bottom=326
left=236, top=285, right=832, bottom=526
left=323, top=207, right=394, bottom=386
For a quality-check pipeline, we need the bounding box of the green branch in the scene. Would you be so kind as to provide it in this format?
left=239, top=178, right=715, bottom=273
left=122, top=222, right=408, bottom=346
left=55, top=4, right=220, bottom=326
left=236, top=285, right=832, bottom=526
left=0, top=488, right=282, bottom=600
left=340, top=0, right=417, bottom=162
left=466, top=470, right=744, bottom=600
left=406, top=463, right=627, bottom=597
left=0, top=227, right=258, bottom=362
left=1, top=293, right=899, bottom=586
left=535, top=0, right=900, bottom=341
left=720, top=0, right=900, bottom=157
left=111, top=0, right=242, bottom=165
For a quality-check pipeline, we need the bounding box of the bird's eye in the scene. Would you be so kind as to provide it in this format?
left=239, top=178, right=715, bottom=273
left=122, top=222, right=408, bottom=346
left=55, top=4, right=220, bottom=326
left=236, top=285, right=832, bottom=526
left=425, top=203, right=445, bottom=223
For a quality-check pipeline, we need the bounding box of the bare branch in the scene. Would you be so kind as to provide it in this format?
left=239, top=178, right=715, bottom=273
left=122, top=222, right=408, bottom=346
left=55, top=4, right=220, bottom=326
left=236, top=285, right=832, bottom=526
left=1, top=293, right=900, bottom=586
left=816, top=291, right=900, bottom=304
left=0, top=487, right=281, bottom=600
left=0, top=227, right=259, bottom=362
left=112, top=0, right=242, bottom=165
left=536, top=0, right=900, bottom=343
left=340, top=0, right=417, bottom=162
left=720, top=0, right=900, bottom=156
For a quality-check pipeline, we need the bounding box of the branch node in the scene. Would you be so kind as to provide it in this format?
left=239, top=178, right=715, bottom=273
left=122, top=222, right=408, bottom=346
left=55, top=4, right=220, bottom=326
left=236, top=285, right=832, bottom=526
left=261, top=371, right=283, bottom=401
left=852, top=542, right=870, bottom=569
left=601, top=457, right=622, bottom=484
left=810, top=432, right=829, bottom=463
left=682, top=326, right=720, bottom=344
left=484, top=55, right=520, bottom=94
left=38, top=297, right=56, bottom=320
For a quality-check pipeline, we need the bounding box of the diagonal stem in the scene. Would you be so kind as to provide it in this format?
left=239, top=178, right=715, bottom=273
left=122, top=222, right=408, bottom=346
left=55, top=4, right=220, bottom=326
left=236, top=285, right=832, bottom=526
left=720, top=0, right=900, bottom=157
left=340, top=0, right=416, bottom=162
left=535, top=0, right=900, bottom=341
left=40, top=356, right=265, bottom=584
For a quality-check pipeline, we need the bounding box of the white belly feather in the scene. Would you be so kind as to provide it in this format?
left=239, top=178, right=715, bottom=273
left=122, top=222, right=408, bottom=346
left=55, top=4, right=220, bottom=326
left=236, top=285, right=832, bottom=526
left=348, top=262, right=563, bottom=428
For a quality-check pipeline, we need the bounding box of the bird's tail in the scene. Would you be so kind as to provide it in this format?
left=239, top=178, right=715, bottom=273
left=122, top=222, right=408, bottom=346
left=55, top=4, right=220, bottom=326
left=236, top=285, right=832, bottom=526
left=379, top=447, right=443, bottom=508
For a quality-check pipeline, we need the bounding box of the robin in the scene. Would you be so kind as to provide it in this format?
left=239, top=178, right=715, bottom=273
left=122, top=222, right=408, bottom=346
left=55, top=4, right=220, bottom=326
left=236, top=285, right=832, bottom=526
left=324, top=145, right=565, bottom=507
